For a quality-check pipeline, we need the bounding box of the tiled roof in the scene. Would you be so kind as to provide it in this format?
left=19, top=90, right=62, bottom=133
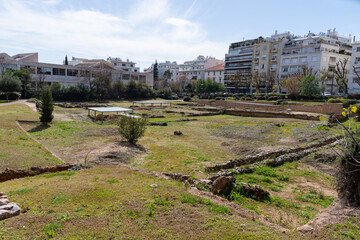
left=205, top=64, right=224, bottom=71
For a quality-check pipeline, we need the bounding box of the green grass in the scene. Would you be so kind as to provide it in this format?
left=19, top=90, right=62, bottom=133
left=0, top=166, right=301, bottom=239
left=0, top=104, right=61, bottom=170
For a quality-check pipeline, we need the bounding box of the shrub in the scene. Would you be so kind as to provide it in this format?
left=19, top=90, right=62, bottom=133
left=328, top=98, right=342, bottom=103
left=39, top=86, right=54, bottom=125
left=183, top=96, right=191, bottom=102
left=118, top=116, right=148, bottom=144
left=343, top=99, right=358, bottom=108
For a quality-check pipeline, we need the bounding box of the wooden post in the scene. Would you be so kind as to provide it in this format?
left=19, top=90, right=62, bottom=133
left=101, top=112, right=104, bottom=124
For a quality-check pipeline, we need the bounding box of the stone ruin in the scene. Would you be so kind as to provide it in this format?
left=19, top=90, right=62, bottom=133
left=0, top=192, right=20, bottom=220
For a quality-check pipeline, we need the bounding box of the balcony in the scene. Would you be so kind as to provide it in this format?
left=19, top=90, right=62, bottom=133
left=271, top=58, right=277, bottom=62
left=270, top=68, right=276, bottom=71
left=272, top=48, right=278, bottom=52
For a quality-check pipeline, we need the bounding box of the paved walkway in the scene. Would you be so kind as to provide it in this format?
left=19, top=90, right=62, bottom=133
left=0, top=99, right=37, bottom=112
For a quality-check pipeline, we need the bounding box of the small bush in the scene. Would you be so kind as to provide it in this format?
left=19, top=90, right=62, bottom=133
left=118, top=116, right=148, bottom=144
left=343, top=99, right=358, bottom=108
left=328, top=98, right=342, bottom=103
left=183, top=96, right=191, bottom=102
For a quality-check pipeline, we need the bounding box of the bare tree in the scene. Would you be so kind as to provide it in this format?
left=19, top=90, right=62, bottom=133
left=334, top=58, right=349, bottom=94
left=352, top=65, right=360, bottom=86
left=229, top=71, right=251, bottom=93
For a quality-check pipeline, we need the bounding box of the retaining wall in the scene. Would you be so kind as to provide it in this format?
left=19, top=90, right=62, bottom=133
left=191, top=100, right=343, bottom=115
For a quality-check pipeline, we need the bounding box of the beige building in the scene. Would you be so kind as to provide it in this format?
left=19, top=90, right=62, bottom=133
left=0, top=52, right=153, bottom=88
left=252, top=31, right=290, bottom=93
left=204, top=64, right=224, bottom=84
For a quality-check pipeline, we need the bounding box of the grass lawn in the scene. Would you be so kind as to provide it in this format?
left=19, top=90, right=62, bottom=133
left=0, top=104, right=61, bottom=171
left=0, top=166, right=301, bottom=239
left=1, top=101, right=358, bottom=239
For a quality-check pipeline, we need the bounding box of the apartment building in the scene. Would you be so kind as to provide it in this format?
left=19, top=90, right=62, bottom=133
left=224, top=38, right=258, bottom=93
left=179, top=55, right=223, bottom=81
left=204, top=64, right=224, bottom=84
left=146, top=61, right=179, bottom=82
left=0, top=52, right=153, bottom=88
left=279, top=29, right=352, bottom=94
left=252, top=31, right=291, bottom=93
left=348, top=42, right=360, bottom=94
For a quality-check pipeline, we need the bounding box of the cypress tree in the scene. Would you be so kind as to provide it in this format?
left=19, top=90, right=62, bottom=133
left=39, top=85, right=54, bottom=125
left=153, top=60, right=159, bottom=82
left=64, top=55, right=68, bottom=65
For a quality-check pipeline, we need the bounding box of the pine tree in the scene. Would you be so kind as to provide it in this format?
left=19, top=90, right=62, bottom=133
left=39, top=85, right=54, bottom=125
left=64, top=55, right=68, bottom=65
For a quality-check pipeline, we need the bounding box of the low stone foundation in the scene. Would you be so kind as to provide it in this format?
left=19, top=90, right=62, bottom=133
left=0, top=164, right=75, bottom=183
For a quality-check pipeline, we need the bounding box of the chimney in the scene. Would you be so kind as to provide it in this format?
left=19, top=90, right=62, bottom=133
left=275, top=30, right=278, bottom=35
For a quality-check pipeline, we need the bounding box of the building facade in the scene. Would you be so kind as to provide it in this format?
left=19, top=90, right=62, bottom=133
left=224, top=29, right=352, bottom=94
left=279, top=30, right=351, bottom=94
left=348, top=42, right=360, bottom=94
left=146, top=61, right=179, bottom=82
left=204, top=64, right=224, bottom=84
left=179, top=55, right=223, bottom=81
left=0, top=53, right=153, bottom=88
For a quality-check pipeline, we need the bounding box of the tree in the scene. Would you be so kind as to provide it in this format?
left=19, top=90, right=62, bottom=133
left=112, top=78, right=125, bottom=99
left=118, top=116, right=148, bottom=144
left=300, top=75, right=320, bottom=97
left=334, top=58, right=349, bottom=94
left=64, top=55, right=68, bottom=65
left=126, top=79, right=138, bottom=98
left=252, top=72, right=264, bottom=94
left=0, top=72, right=22, bottom=101
left=281, top=76, right=301, bottom=95
left=229, top=71, right=250, bottom=93
left=39, top=85, right=54, bottom=125
left=195, top=79, right=206, bottom=93
left=153, top=60, right=159, bottom=82
left=13, top=70, right=31, bottom=98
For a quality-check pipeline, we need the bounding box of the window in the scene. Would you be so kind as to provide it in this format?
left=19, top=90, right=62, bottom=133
left=37, top=67, right=51, bottom=75
left=357, top=47, right=360, bottom=52
left=300, top=57, right=307, bottom=63
left=284, top=58, right=290, bottom=64
left=261, top=64, right=265, bottom=69
left=272, top=55, right=277, bottom=60
left=271, top=64, right=277, bottom=70
left=254, top=66, right=258, bottom=70
left=291, top=58, right=298, bottom=63
left=312, top=56, right=318, bottom=62
left=53, top=68, right=65, bottom=76
left=273, top=44, right=278, bottom=50
left=291, top=67, right=297, bottom=72
left=262, top=45, right=267, bottom=51
left=283, top=67, right=288, bottom=72
left=122, top=64, right=126, bottom=66
left=262, top=55, right=266, bottom=60
left=122, top=74, right=130, bottom=80
left=256, top=47, right=260, bottom=52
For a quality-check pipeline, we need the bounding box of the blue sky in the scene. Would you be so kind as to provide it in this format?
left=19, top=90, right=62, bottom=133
left=0, top=0, right=359, bottom=70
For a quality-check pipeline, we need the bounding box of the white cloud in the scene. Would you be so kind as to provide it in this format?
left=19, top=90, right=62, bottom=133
left=0, top=0, right=227, bottom=69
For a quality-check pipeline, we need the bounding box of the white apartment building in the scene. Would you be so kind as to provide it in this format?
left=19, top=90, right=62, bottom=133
left=0, top=52, right=153, bottom=88
left=179, top=55, right=224, bottom=81
left=279, top=30, right=351, bottom=94
left=146, top=61, right=179, bottom=82
left=348, top=42, right=360, bottom=94
left=204, top=64, right=224, bottom=84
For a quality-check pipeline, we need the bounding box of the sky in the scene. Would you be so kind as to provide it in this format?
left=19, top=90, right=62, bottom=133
left=0, top=0, right=359, bottom=71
